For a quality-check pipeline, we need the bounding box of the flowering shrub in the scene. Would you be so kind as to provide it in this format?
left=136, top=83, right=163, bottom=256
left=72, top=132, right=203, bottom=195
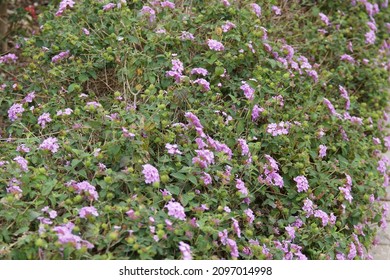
left=0, top=0, right=389, bottom=260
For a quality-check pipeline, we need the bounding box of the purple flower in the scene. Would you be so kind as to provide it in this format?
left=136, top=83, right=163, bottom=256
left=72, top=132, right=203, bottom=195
left=161, top=1, right=175, bottom=9
left=339, top=85, right=350, bottom=110
left=39, top=137, right=59, bottom=153
left=319, top=13, right=330, bottom=25
left=166, top=59, right=184, bottom=83
left=221, top=0, right=230, bottom=7
left=365, top=30, right=376, bottom=45
left=142, top=164, right=160, bottom=184
left=347, top=242, right=357, bottom=259
left=373, top=137, right=381, bottom=145
left=302, top=198, right=314, bottom=217
left=122, top=127, right=135, bottom=138
left=184, top=112, right=203, bottom=130
left=8, top=103, right=25, bottom=122
left=190, top=68, right=208, bottom=76
left=6, top=178, right=23, bottom=195
left=103, top=3, right=116, bottom=11
left=237, top=138, right=250, bottom=156
left=221, top=21, right=236, bottom=32
left=285, top=225, right=295, bottom=240
left=55, top=0, right=75, bottom=16
left=240, top=82, right=255, bottom=101
left=294, top=176, right=309, bottom=192
left=218, top=229, right=228, bottom=245
left=166, top=200, right=186, bottom=220
left=38, top=113, right=52, bottom=128
left=201, top=172, right=212, bottom=185
left=52, top=50, right=70, bottom=63
left=314, top=210, right=329, bottom=226
left=57, top=108, right=73, bottom=116
left=193, top=78, right=210, bottom=92
left=0, top=53, right=18, bottom=64
left=250, top=3, right=261, bottom=17
left=82, top=28, right=90, bottom=35
left=192, top=149, right=214, bottom=169
left=231, top=218, right=241, bottom=237
left=227, top=238, right=239, bottom=258
left=323, top=98, right=342, bottom=118
left=340, top=54, right=355, bottom=63
left=16, top=144, right=30, bottom=153
left=245, top=209, right=255, bottom=224
left=13, top=156, right=28, bottom=172
left=53, top=222, right=94, bottom=250
left=79, top=206, right=99, bottom=218
left=339, top=186, right=353, bottom=203
left=266, top=122, right=290, bottom=136
left=140, top=6, right=156, bottom=22
left=236, top=179, right=248, bottom=196
left=272, top=5, right=281, bottom=15
left=165, top=143, right=182, bottom=155
left=252, top=104, right=264, bottom=121
left=178, top=241, right=192, bottom=260
left=318, top=144, right=327, bottom=158
left=180, top=31, right=195, bottom=41
left=207, top=39, right=224, bottom=51
left=23, top=91, right=36, bottom=103
left=68, top=180, right=99, bottom=201
left=306, top=70, right=318, bottom=83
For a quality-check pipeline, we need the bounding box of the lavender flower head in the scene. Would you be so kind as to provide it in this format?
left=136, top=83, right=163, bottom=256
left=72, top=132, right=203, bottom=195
left=13, top=156, right=28, bottom=172
left=207, top=39, right=225, bottom=51
left=142, top=164, right=160, bottom=184
left=52, top=50, right=70, bottom=63
left=294, top=175, right=309, bottom=192
left=166, top=200, right=186, bottom=220
left=79, top=206, right=99, bottom=218
left=38, top=113, right=52, bottom=128
left=250, top=3, right=261, bottom=17
left=319, top=144, right=327, bottom=158
left=0, top=53, right=18, bottom=64
left=39, top=137, right=60, bottom=153
left=240, top=82, right=255, bottom=101
left=8, top=103, right=25, bottom=122
left=55, top=0, right=75, bottom=17
left=140, top=6, right=156, bottom=23
left=103, top=3, right=116, bottom=11
left=178, top=241, right=192, bottom=260
left=319, top=13, right=330, bottom=25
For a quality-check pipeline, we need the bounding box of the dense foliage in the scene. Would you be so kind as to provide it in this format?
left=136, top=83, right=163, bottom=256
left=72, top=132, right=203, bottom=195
left=0, top=0, right=389, bottom=260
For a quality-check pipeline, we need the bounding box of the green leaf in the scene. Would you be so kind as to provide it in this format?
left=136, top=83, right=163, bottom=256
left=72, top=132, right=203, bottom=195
left=167, top=185, right=180, bottom=196
left=42, top=179, right=57, bottom=196
left=188, top=175, right=197, bottom=185
left=14, top=226, right=29, bottom=236
left=181, top=192, right=195, bottom=206
left=171, top=172, right=187, bottom=181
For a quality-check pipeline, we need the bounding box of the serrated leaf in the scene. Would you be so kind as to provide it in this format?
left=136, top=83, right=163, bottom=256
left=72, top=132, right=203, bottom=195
left=181, top=193, right=195, bottom=206
left=167, top=185, right=180, bottom=195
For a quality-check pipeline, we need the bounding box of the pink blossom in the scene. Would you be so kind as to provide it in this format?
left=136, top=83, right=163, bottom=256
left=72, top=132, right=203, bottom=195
left=52, top=50, right=70, bottom=63
left=237, top=138, right=250, bottom=156
left=103, top=3, right=116, bottom=11
left=365, top=30, right=376, bottom=44
left=166, top=200, right=186, bottom=220
left=252, top=104, right=264, bottom=121
left=140, top=6, right=156, bottom=22
left=178, top=241, right=192, bottom=260
left=340, top=54, right=355, bottom=63
left=339, top=85, right=350, bottom=110
left=294, top=176, right=309, bottom=192
left=190, top=68, right=208, bottom=76
left=250, top=3, right=261, bottom=17
left=236, top=179, right=248, bottom=196
left=38, top=113, right=52, bottom=128
left=68, top=180, right=99, bottom=201
left=227, top=238, right=239, bottom=258
left=39, top=137, right=59, bottom=153
left=245, top=209, right=255, bottom=224
left=82, top=28, right=90, bottom=35
left=222, top=21, right=236, bottom=32
left=180, top=31, right=195, bottom=41
left=240, top=82, right=255, bottom=101
left=266, top=122, right=290, bottom=136
left=13, top=156, right=28, bottom=172
left=323, top=98, right=342, bottom=118
left=55, top=0, right=75, bottom=16
left=231, top=218, right=241, bottom=237
left=285, top=225, right=296, bottom=240
left=314, top=210, right=329, bottom=226
left=272, top=6, right=281, bottom=15
left=207, top=39, right=225, bottom=51
left=192, top=149, right=214, bottom=169
left=201, top=172, right=212, bottom=185
left=16, top=144, right=30, bottom=153
left=220, top=0, right=230, bottom=7
left=142, top=164, right=160, bottom=184
left=319, top=13, right=330, bottom=25
left=53, top=222, right=94, bottom=250
left=165, top=143, right=182, bottom=155
left=302, top=198, right=314, bottom=217
left=122, top=127, right=135, bottom=138
left=161, top=1, right=175, bottom=9
left=79, top=206, right=99, bottom=218
left=319, top=144, right=327, bottom=158
left=193, top=78, right=210, bottom=92
left=8, top=103, right=25, bottom=121
left=0, top=53, right=18, bottom=64
left=347, top=242, right=357, bottom=259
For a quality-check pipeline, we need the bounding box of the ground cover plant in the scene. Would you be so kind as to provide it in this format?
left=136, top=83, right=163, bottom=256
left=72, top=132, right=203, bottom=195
left=0, top=0, right=389, bottom=260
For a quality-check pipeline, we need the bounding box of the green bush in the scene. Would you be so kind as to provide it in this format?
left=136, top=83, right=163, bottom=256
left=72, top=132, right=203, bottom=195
left=0, top=0, right=389, bottom=260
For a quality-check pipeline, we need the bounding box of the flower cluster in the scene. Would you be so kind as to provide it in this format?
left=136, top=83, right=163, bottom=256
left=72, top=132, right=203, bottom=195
left=51, top=50, right=70, bottom=63
left=39, top=137, right=60, bottom=154
left=166, top=201, right=186, bottom=220
left=142, top=164, right=160, bottom=184
left=53, top=222, right=94, bottom=249
left=293, top=176, right=309, bottom=193
left=67, top=180, right=99, bottom=201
